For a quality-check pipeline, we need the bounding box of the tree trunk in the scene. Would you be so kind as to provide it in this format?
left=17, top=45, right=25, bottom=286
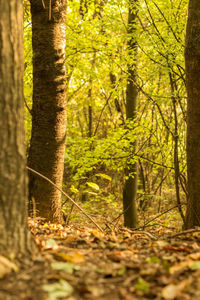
left=185, top=0, right=200, bottom=228
left=122, top=0, right=138, bottom=228
left=28, top=0, right=67, bottom=222
left=0, top=0, right=35, bottom=256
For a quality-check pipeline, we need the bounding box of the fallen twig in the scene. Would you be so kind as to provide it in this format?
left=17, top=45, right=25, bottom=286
left=27, top=166, right=103, bottom=232
left=167, top=228, right=200, bottom=239
left=121, top=228, right=157, bottom=240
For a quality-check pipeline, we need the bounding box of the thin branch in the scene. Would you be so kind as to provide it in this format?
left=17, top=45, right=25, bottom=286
left=167, top=229, right=200, bottom=239
left=27, top=166, right=103, bottom=232
left=152, top=0, right=183, bottom=47
left=120, top=228, right=157, bottom=240
left=41, top=0, right=46, bottom=9
left=24, top=97, right=32, bottom=115
left=142, top=204, right=185, bottom=228
left=49, top=0, right=52, bottom=20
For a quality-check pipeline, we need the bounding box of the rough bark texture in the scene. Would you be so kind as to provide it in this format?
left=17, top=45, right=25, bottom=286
left=123, top=0, right=138, bottom=228
left=185, top=0, right=200, bottom=228
left=0, top=0, right=34, bottom=256
left=28, top=0, right=67, bottom=222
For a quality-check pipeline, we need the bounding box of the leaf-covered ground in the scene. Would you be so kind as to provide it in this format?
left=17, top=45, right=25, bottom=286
left=1, top=217, right=200, bottom=300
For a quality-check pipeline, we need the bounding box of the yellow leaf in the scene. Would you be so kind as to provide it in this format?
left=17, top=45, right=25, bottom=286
left=189, top=252, right=200, bottom=260
left=43, top=222, right=49, bottom=228
left=169, top=259, right=194, bottom=274
left=162, top=279, right=191, bottom=300
left=57, top=252, right=85, bottom=263
left=91, top=230, right=105, bottom=239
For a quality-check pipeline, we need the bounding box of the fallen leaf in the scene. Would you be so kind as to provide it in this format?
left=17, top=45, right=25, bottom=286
left=146, top=256, right=161, bottom=264
left=189, top=252, right=200, bottom=260
left=163, top=246, right=190, bottom=253
left=135, top=277, right=149, bottom=292
left=162, top=279, right=191, bottom=300
left=107, top=251, right=125, bottom=262
left=43, top=279, right=73, bottom=300
left=169, top=259, right=194, bottom=274
left=155, top=240, right=169, bottom=248
left=44, top=239, right=59, bottom=250
left=117, top=266, right=127, bottom=276
left=57, top=252, right=84, bottom=263
left=189, top=261, right=200, bottom=270
left=90, top=230, right=105, bottom=239
left=162, top=284, right=179, bottom=299
left=0, top=256, right=18, bottom=279
left=51, top=262, right=80, bottom=274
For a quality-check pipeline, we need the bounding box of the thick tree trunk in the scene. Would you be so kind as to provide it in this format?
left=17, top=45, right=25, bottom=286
left=28, top=0, right=67, bottom=222
left=185, top=0, right=200, bottom=228
left=0, top=0, right=35, bottom=256
left=123, top=0, right=138, bottom=228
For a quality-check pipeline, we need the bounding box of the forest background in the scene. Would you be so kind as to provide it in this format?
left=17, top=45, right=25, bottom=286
left=24, top=0, right=188, bottom=228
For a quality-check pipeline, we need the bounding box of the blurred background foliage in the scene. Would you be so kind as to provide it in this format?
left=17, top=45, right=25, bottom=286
left=23, top=0, right=188, bottom=225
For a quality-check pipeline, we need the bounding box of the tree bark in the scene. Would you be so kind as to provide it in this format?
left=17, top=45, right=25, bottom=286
left=0, top=0, right=35, bottom=256
left=28, top=0, right=67, bottom=222
left=185, top=0, right=200, bottom=228
left=122, top=0, right=138, bottom=228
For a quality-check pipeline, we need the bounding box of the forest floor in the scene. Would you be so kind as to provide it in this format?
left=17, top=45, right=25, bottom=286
left=1, top=215, right=200, bottom=300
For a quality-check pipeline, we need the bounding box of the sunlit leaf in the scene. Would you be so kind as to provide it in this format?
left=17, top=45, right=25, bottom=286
left=44, top=239, right=58, bottom=250
left=91, top=230, right=105, bottom=239
left=95, top=173, right=112, bottom=181
left=146, top=256, right=160, bottom=263
left=162, top=284, right=179, bottom=300
left=51, top=262, right=80, bottom=274
left=43, top=279, right=73, bottom=300
left=162, top=280, right=191, bottom=300
left=57, top=252, right=85, bottom=263
left=117, top=266, right=126, bottom=276
left=189, top=252, right=200, bottom=260
left=86, top=182, right=100, bottom=191
left=135, top=277, right=149, bottom=292
left=190, top=261, right=200, bottom=270
left=70, top=185, right=79, bottom=194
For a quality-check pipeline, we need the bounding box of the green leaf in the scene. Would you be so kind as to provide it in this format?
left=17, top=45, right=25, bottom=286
left=70, top=185, right=79, bottom=194
left=95, top=173, right=112, bottom=181
left=135, top=277, right=149, bottom=292
left=86, top=182, right=100, bottom=191
left=117, top=266, right=126, bottom=276
left=42, top=279, right=73, bottom=300
left=190, top=261, right=200, bottom=270
left=146, top=256, right=161, bottom=264
left=51, top=262, right=80, bottom=274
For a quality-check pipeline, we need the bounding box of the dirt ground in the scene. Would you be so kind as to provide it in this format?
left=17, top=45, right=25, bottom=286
left=1, top=217, right=200, bottom=300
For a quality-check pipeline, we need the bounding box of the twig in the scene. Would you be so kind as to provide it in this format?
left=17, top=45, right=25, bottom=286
left=141, top=204, right=185, bottom=228
left=167, top=228, right=200, bottom=239
left=121, top=228, right=157, bottom=240
left=65, top=203, right=75, bottom=226
left=41, top=0, right=46, bottom=9
left=24, top=97, right=32, bottom=115
left=133, top=223, right=176, bottom=231
left=27, top=166, right=103, bottom=232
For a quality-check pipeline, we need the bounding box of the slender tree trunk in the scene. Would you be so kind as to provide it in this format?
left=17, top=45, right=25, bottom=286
left=122, top=0, right=138, bottom=228
left=185, top=0, right=200, bottom=228
left=0, top=0, right=35, bottom=256
left=28, top=0, right=67, bottom=222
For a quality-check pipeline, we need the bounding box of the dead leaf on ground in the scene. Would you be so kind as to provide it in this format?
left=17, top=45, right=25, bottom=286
left=0, top=256, right=18, bottom=279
